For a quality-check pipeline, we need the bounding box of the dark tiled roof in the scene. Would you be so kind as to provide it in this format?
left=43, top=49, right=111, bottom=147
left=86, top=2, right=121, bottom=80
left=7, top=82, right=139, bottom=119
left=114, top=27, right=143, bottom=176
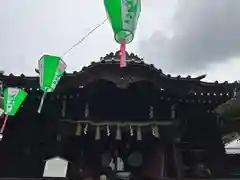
left=0, top=51, right=238, bottom=94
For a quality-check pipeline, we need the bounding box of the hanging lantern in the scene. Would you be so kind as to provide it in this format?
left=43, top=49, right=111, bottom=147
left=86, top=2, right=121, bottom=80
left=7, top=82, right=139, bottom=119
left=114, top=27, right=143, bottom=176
left=104, top=0, right=141, bottom=67
left=1, top=87, right=27, bottom=136
left=38, top=55, right=66, bottom=113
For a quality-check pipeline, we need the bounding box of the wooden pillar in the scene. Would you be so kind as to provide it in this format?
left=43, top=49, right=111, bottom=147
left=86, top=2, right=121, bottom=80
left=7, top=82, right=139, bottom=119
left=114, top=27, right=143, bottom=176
left=173, top=142, right=183, bottom=180
left=160, top=147, right=166, bottom=179
left=140, top=144, right=166, bottom=180
left=171, top=104, right=176, bottom=119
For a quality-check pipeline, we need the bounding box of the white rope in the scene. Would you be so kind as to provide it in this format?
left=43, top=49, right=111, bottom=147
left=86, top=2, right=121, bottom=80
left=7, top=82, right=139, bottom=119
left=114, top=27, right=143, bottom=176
left=60, top=119, right=174, bottom=126
left=61, top=18, right=108, bottom=58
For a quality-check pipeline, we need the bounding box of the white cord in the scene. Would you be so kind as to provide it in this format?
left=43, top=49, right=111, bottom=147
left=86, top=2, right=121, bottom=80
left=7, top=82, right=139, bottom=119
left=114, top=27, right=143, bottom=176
left=60, top=119, right=174, bottom=126
left=61, top=18, right=108, bottom=58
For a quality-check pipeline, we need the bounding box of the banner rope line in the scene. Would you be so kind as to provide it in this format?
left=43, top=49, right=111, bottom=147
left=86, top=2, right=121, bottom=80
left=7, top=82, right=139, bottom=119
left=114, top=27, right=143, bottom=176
left=61, top=18, right=108, bottom=58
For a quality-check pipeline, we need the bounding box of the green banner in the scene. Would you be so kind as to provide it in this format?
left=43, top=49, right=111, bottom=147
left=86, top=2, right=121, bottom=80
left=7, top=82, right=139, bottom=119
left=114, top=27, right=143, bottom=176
left=104, top=0, right=141, bottom=44
left=39, top=55, right=66, bottom=92
left=38, top=54, right=67, bottom=113
left=3, top=87, right=27, bottom=116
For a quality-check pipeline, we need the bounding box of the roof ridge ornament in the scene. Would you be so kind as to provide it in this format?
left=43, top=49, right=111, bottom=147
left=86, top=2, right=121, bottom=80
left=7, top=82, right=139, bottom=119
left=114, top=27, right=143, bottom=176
left=101, top=51, right=143, bottom=63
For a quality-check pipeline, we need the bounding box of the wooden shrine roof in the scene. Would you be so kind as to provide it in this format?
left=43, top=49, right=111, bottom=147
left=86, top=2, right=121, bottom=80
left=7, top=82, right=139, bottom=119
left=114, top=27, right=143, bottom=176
left=0, top=51, right=238, bottom=95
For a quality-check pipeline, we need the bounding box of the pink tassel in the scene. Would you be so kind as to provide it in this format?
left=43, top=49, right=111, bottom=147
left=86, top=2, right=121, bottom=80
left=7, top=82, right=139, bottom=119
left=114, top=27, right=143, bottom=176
left=1, top=114, right=9, bottom=133
left=120, top=38, right=126, bottom=68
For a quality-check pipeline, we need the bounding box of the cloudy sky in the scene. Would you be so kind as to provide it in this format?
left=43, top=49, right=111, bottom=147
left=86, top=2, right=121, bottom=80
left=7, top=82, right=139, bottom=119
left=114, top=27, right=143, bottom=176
left=1, top=0, right=240, bottom=82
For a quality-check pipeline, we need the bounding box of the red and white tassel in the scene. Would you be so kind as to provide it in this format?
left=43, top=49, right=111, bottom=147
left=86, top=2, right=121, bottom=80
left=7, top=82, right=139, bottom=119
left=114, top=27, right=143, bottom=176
left=1, top=114, right=9, bottom=133
left=120, top=38, right=126, bottom=68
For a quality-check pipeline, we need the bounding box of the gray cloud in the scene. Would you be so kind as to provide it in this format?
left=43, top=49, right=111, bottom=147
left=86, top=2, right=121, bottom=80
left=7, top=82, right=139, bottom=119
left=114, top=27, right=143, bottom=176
left=139, top=0, right=240, bottom=74
left=0, top=0, right=114, bottom=75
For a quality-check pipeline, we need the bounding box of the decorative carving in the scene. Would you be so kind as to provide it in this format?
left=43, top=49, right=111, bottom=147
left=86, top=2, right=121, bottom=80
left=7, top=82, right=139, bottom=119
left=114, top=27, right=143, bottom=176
left=171, top=104, right=176, bottom=119
left=149, top=106, right=154, bottom=119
